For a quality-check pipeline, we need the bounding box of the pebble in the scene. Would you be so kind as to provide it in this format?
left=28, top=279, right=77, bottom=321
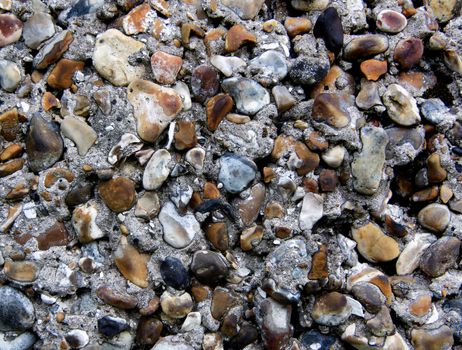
left=23, top=12, right=55, bottom=49
left=152, top=337, right=194, bottom=350
left=352, top=222, right=400, bottom=263
left=135, top=191, right=160, bottom=220
left=421, top=98, right=452, bottom=125
left=240, top=225, right=263, bottom=251
left=151, top=51, right=183, bottom=85
left=351, top=126, right=388, bottom=195
left=313, top=7, right=344, bottom=54
left=312, top=92, right=354, bottom=128
left=98, top=316, right=129, bottom=337
left=143, top=149, right=172, bottom=190
left=419, top=236, right=461, bottom=277
left=61, top=117, right=97, bottom=156
left=427, top=153, right=447, bottom=183
left=235, top=183, right=266, bottom=226
left=301, top=330, right=335, bottom=349
left=4, top=260, right=39, bottom=282
left=225, top=24, right=257, bottom=52
left=360, top=59, right=387, bottom=81
left=173, top=82, right=192, bottom=111
left=191, top=250, right=229, bottom=285
left=159, top=201, right=200, bottom=248
left=128, top=80, right=183, bottom=143
left=272, top=86, right=296, bottom=112
left=366, top=306, right=394, bottom=336
left=64, top=330, right=89, bottom=349
left=37, top=221, right=70, bottom=250
left=0, top=331, right=36, bottom=350
left=0, top=286, right=35, bottom=331
left=26, top=114, right=64, bottom=173
left=356, top=80, right=382, bottom=110
left=249, top=50, right=288, bottom=85
left=210, top=55, right=246, bottom=77
left=284, top=17, right=312, bottom=37
left=259, top=298, right=292, bottom=350
left=0, top=59, right=21, bottom=92
left=417, top=203, right=450, bottom=233
left=222, top=77, right=269, bottom=115
left=93, top=29, right=145, bottom=86
left=394, top=38, right=424, bottom=70
left=411, top=326, right=454, bottom=350
left=0, top=13, right=22, bottom=48
left=299, top=192, right=323, bottom=231
left=72, top=202, right=105, bottom=243
left=351, top=282, right=386, bottom=313
left=181, top=23, right=205, bottom=45
left=114, top=236, right=149, bottom=288
left=289, top=55, right=330, bottom=86
left=376, top=10, right=407, bottom=33
left=34, top=30, right=74, bottom=70
left=160, top=291, right=193, bottom=319
left=221, top=0, right=265, bottom=19
left=136, top=317, right=163, bottom=346
left=383, top=84, right=420, bottom=124
left=343, top=34, right=389, bottom=61
left=396, top=233, right=435, bottom=275
left=185, top=147, right=205, bottom=172
left=312, top=292, right=352, bottom=326
left=191, top=65, right=219, bottom=103
left=218, top=153, right=257, bottom=194
left=160, top=257, right=190, bottom=290
left=206, top=93, right=233, bottom=131
left=47, top=59, right=85, bottom=90
left=425, top=0, right=458, bottom=22
left=322, top=145, right=345, bottom=168
left=122, top=3, right=154, bottom=35
left=96, top=286, right=138, bottom=310
left=99, top=177, right=136, bottom=213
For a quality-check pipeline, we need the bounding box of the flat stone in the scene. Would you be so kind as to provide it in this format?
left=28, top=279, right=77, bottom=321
left=135, top=191, right=160, bottom=220
left=222, top=77, right=270, bottom=115
left=191, top=65, right=219, bottom=103
left=114, top=236, right=150, bottom=288
left=272, top=86, right=296, bottom=113
left=234, top=183, right=266, bottom=226
left=424, top=0, right=459, bottom=22
left=383, top=84, right=420, bottom=126
left=93, top=29, right=145, bottom=86
left=190, top=250, right=229, bottom=286
left=0, top=59, right=21, bottom=92
left=312, top=93, right=354, bottom=128
left=224, top=24, right=256, bottom=53
left=396, top=233, right=436, bottom=275
left=419, top=236, right=461, bottom=277
left=123, top=3, right=155, bottom=35
left=376, top=10, right=407, bottom=33
left=411, top=326, right=454, bottom=350
left=4, top=259, right=38, bottom=282
left=394, top=38, right=424, bottom=70
left=143, top=149, right=172, bottom=190
left=352, top=282, right=386, bottom=313
left=160, top=257, right=190, bottom=290
left=136, top=317, right=162, bottom=346
left=47, top=59, right=85, bottom=89
left=98, top=316, right=129, bottom=338
left=23, top=12, right=55, bottom=49
left=249, top=50, right=288, bottom=85
left=99, top=177, right=136, bottom=213
left=218, top=153, right=257, bottom=194
left=34, top=30, right=74, bottom=70
left=299, top=193, right=323, bottom=231
left=417, top=203, right=450, bottom=233
left=151, top=51, right=183, bottom=85
left=344, top=34, right=389, bottom=61
left=322, top=145, right=345, bottom=168
left=289, top=55, right=330, bottom=86
left=312, top=292, right=352, bottom=326
left=258, top=298, right=292, bottom=350
left=313, top=7, right=343, bottom=54
left=351, top=126, right=388, bottom=195
left=285, top=17, right=312, bottom=37
left=61, top=116, right=97, bottom=156
left=72, top=202, right=105, bottom=243
left=159, top=201, right=200, bottom=248
left=128, top=80, right=183, bottom=143
left=160, top=291, right=193, bottom=319
left=0, top=14, right=22, bottom=48
left=37, top=221, right=70, bottom=250
left=96, top=286, right=138, bottom=309
left=0, top=286, right=35, bottom=331
left=210, top=55, right=246, bottom=77
left=206, top=94, right=233, bottom=131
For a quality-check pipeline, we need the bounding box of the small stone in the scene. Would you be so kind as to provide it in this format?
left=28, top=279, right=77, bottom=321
left=272, top=86, right=296, bottom=113
left=235, top=183, right=266, bottom=226
left=322, top=145, right=345, bottom=168
left=96, top=286, right=138, bottom=309
left=47, top=59, right=85, bottom=90
left=421, top=98, right=453, bottom=125
left=185, top=147, right=206, bottom=172
left=313, top=7, right=343, bottom=54
left=0, top=143, right=23, bottom=162
left=366, top=306, right=394, bottom=336
left=173, top=81, right=192, bottom=111
left=222, top=77, right=269, bottom=115
left=42, top=91, right=61, bottom=111
left=284, top=17, right=312, bottom=37
left=128, top=80, right=183, bottom=143
left=93, top=90, right=112, bottom=115
left=114, top=236, right=149, bottom=288
left=210, top=55, right=246, bottom=77
left=292, top=0, right=329, bottom=11
left=409, top=294, right=432, bottom=317
left=151, top=51, right=183, bottom=85
left=98, top=316, right=129, bottom=338
left=0, top=14, right=22, bottom=48
left=0, top=0, right=11, bottom=10
left=174, top=120, right=197, bottom=150
left=259, top=298, right=293, bottom=350
left=143, top=149, right=172, bottom=190
left=343, top=34, right=389, bottom=61
left=160, top=291, right=193, bottom=319
left=23, top=12, right=55, bottom=49
left=376, top=11, right=407, bottom=35
left=411, top=326, right=454, bottom=350
left=135, top=191, right=160, bottom=220
left=226, top=113, right=251, bottom=124
left=206, top=94, right=233, bottom=131
left=99, top=177, right=136, bottom=213
left=191, top=250, right=229, bottom=286
left=352, top=222, right=400, bottom=263
left=159, top=201, right=200, bottom=248
left=420, top=236, right=460, bottom=277
left=72, top=202, right=105, bottom=243
left=312, top=292, right=352, bottom=326
left=424, top=0, right=459, bottom=22
left=160, top=257, right=190, bottom=290
left=0, top=286, right=35, bottom=331
left=93, top=29, right=145, bottom=86
left=136, top=317, right=163, bottom=346
left=312, top=93, right=354, bottom=129
left=65, top=181, right=94, bottom=207
left=356, top=80, right=383, bottom=110
left=394, top=38, right=424, bottom=70
left=60, top=117, right=97, bottom=156
left=289, top=55, right=330, bottom=86
left=249, top=50, right=288, bottom=85
left=412, top=186, right=439, bottom=202
left=64, top=330, right=89, bottom=349
left=319, top=169, right=337, bottom=192
left=351, top=282, right=386, bottom=313
left=191, top=65, right=219, bottom=103
left=181, top=23, right=205, bottom=45
left=308, top=244, right=329, bottom=280
left=123, top=3, right=154, bottom=35
left=225, top=24, right=256, bottom=52
left=444, top=49, right=462, bottom=74
left=440, top=184, right=453, bottom=203
left=301, top=330, right=335, bottom=350
left=240, top=225, right=264, bottom=251
left=360, top=59, right=387, bottom=81
left=26, top=114, right=64, bottom=173
left=221, top=0, right=265, bottom=19
left=34, top=30, right=74, bottom=70
left=0, top=158, right=24, bottom=177
left=204, top=222, right=229, bottom=252
left=299, top=192, right=323, bottom=231
left=427, top=153, right=447, bottom=183
left=0, top=59, right=21, bottom=92
left=417, top=203, right=450, bottom=233
left=218, top=153, right=257, bottom=194
left=37, top=221, right=69, bottom=250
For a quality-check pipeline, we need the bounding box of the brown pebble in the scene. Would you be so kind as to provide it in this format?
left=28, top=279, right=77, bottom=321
left=263, top=167, right=276, bottom=183
left=204, top=222, right=229, bottom=252
left=343, top=34, right=388, bottom=61
left=264, top=201, right=284, bottom=219
left=308, top=244, right=329, bottom=280
left=409, top=294, right=432, bottom=317
left=44, top=167, right=75, bottom=188
left=99, top=177, right=136, bottom=213
left=0, top=108, right=20, bottom=141
left=305, top=131, right=328, bottom=152
left=284, top=17, right=312, bottom=37
left=206, top=94, right=234, bottom=131
left=411, top=326, right=454, bottom=350
left=47, top=59, right=85, bottom=89
left=225, top=24, right=256, bottom=52
left=136, top=317, right=163, bottom=346
left=56, top=312, right=65, bottom=323
left=181, top=23, right=205, bottom=45
left=96, top=285, right=138, bottom=309
left=319, top=169, right=338, bottom=192
left=0, top=13, right=23, bottom=48
left=139, top=297, right=160, bottom=316
left=0, top=158, right=24, bottom=177
left=37, top=221, right=69, bottom=250
left=114, top=236, right=149, bottom=288
left=174, top=120, right=197, bottom=150
left=360, top=59, right=387, bottom=81
left=191, top=65, right=219, bottom=103
left=312, top=93, right=353, bottom=129
left=394, top=38, right=424, bottom=70
left=35, top=31, right=74, bottom=70
left=211, top=287, right=240, bottom=320
left=4, top=259, right=38, bottom=282
left=204, top=182, right=220, bottom=199
left=42, top=92, right=61, bottom=111
left=150, top=51, right=183, bottom=85
left=0, top=143, right=23, bottom=162
left=427, top=153, right=447, bottom=183
left=240, top=225, right=264, bottom=251
left=412, top=186, right=439, bottom=202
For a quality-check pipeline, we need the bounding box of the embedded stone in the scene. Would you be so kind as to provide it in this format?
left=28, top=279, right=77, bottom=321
left=417, top=203, right=450, bottom=233
left=72, top=202, right=105, bottom=243
left=272, top=86, right=296, bottom=113
left=0, top=14, right=22, bottom=48
left=299, top=193, right=323, bottom=231
left=47, top=59, right=85, bottom=89
left=96, top=286, right=138, bottom=309
left=259, top=298, right=293, bottom=350
left=322, top=145, right=345, bottom=168
left=210, top=55, right=246, bottom=77
left=160, top=257, right=190, bottom=290
left=136, top=317, right=163, bottom=346
left=23, top=12, right=55, bottom=49
left=204, top=222, right=229, bottom=252
left=360, top=59, right=387, bottom=81
left=4, top=260, right=39, bottom=283
left=312, top=93, right=354, bottom=129
left=222, top=77, right=269, bottom=115
left=143, top=149, right=172, bottom=190
left=427, top=153, right=447, bottom=183
left=312, top=292, right=352, bottom=326
left=289, top=55, right=330, bottom=86
left=0, top=158, right=24, bottom=177
left=240, top=225, right=264, bottom=251
left=191, top=65, right=219, bottom=103
left=99, top=177, right=136, bottom=213
left=0, top=59, right=21, bottom=92
left=221, top=0, right=265, bottom=19
left=284, top=17, right=312, bottom=37
left=411, top=326, right=454, bottom=350
left=185, top=147, right=206, bottom=172
left=376, top=10, right=407, bottom=33
left=218, top=153, right=257, bottom=194
left=313, top=7, right=343, bottom=54
left=0, top=287, right=35, bottom=331
left=34, top=30, right=74, bottom=70
left=351, top=282, right=385, bottom=313
left=308, top=244, right=329, bottom=280
left=64, top=330, right=89, bottom=349
left=160, top=291, right=193, bottom=319
left=159, top=201, right=200, bottom=248
left=135, top=191, right=160, bottom=220
left=234, top=183, right=266, bottom=227
left=206, top=94, right=233, bottom=131
left=344, top=34, right=389, bottom=61
left=37, top=221, right=69, bottom=250
left=98, top=316, right=129, bottom=338
left=249, top=50, right=288, bottom=85
left=174, top=120, right=197, bottom=150
left=396, top=233, right=436, bottom=275
left=181, top=23, right=205, bottom=45
left=151, top=51, right=183, bottom=85
left=190, top=250, right=229, bottom=286
left=60, top=116, right=97, bottom=156
left=225, top=24, right=256, bottom=52
left=419, top=236, right=461, bottom=277
left=424, top=0, right=459, bottom=22
left=114, top=236, right=149, bottom=288
left=394, top=38, right=424, bottom=70
left=128, top=80, right=183, bottom=143
left=122, top=3, right=154, bottom=35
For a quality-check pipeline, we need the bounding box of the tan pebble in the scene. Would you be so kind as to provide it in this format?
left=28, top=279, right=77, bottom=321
left=225, top=24, right=256, bottom=52
left=440, top=184, right=453, bottom=203
left=0, top=143, right=23, bottom=162
left=42, top=92, right=61, bottom=111
left=240, top=225, right=263, bottom=251
left=360, top=59, right=387, bottom=81
left=284, top=17, right=312, bottom=37
left=114, top=236, right=149, bottom=288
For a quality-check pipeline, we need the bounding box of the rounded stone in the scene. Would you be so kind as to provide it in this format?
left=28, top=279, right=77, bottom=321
left=222, top=77, right=270, bottom=115
left=136, top=317, right=163, bottom=346
left=343, top=34, right=389, bottom=61
left=23, top=12, right=55, bottom=49
left=64, top=330, right=89, bottom=349
left=0, top=59, right=21, bottom=92
left=313, top=7, right=343, bottom=54
left=394, top=38, right=424, bottom=70
left=312, top=292, right=352, bottom=326
left=417, top=203, right=450, bottom=233
left=0, top=13, right=23, bottom=48
left=376, top=10, right=407, bottom=33
left=160, top=291, right=193, bottom=319
left=289, top=56, right=329, bottom=86
left=218, top=153, right=257, bottom=194
left=97, top=316, right=129, bottom=337
left=160, top=257, right=190, bottom=290
left=190, top=250, right=229, bottom=286
left=420, top=236, right=461, bottom=277
left=191, top=65, right=219, bottom=103
left=351, top=282, right=386, bottom=313
left=99, top=177, right=136, bottom=213
left=0, top=286, right=35, bottom=331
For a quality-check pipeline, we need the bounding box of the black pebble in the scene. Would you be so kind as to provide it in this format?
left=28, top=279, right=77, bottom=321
left=97, top=316, right=129, bottom=338
left=160, top=257, right=190, bottom=290
left=314, top=7, right=344, bottom=54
